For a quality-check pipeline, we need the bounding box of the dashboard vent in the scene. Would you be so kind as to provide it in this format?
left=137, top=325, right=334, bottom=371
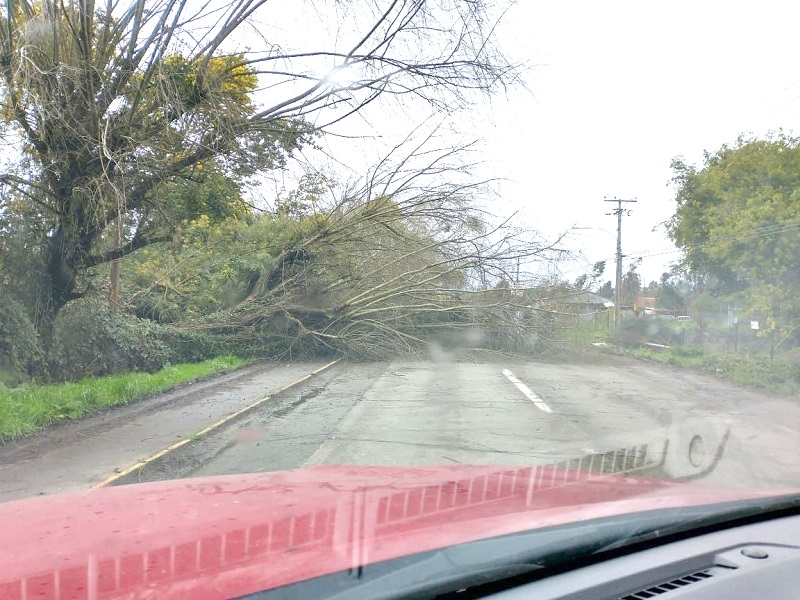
left=619, top=570, right=714, bottom=599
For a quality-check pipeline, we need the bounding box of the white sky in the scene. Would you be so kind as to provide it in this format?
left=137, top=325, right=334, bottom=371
left=245, top=1, right=800, bottom=288
left=483, top=0, right=800, bottom=285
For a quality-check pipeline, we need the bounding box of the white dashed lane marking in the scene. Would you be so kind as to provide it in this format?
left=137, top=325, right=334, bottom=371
left=501, top=368, right=554, bottom=413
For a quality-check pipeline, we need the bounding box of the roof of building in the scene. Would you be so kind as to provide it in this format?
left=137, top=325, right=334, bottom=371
left=560, top=290, right=615, bottom=308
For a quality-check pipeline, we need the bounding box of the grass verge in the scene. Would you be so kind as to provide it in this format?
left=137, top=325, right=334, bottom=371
left=0, top=356, right=246, bottom=442
left=604, top=343, right=800, bottom=396
left=559, top=318, right=613, bottom=345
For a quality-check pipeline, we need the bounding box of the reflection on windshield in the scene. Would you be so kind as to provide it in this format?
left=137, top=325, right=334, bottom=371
left=1, top=426, right=730, bottom=599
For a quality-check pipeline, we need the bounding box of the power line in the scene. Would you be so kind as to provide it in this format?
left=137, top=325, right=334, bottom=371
left=626, top=221, right=800, bottom=262
left=563, top=218, right=800, bottom=281
left=610, top=221, right=800, bottom=262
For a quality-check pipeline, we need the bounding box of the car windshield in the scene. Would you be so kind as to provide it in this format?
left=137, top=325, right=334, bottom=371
left=1, top=0, right=800, bottom=595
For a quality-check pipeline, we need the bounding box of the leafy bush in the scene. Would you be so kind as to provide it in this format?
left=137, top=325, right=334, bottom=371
left=156, top=326, right=232, bottom=363
left=623, top=343, right=800, bottom=396
left=670, top=343, right=705, bottom=358
left=49, top=301, right=171, bottom=381
left=610, top=319, right=688, bottom=347
left=0, top=293, right=43, bottom=383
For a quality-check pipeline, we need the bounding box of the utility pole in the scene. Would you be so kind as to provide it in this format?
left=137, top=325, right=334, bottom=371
left=604, top=197, right=637, bottom=329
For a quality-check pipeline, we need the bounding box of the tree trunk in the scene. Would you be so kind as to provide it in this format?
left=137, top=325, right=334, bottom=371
left=42, top=231, right=80, bottom=320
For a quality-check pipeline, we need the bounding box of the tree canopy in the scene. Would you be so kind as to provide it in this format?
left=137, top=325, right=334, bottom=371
left=0, top=0, right=517, bottom=329
left=668, top=135, right=800, bottom=325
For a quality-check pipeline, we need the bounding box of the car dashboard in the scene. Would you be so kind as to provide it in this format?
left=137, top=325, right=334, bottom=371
left=487, top=513, right=800, bottom=599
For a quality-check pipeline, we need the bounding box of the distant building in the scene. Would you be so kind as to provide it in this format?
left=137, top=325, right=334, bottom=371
left=560, top=291, right=615, bottom=315
left=635, top=296, right=657, bottom=316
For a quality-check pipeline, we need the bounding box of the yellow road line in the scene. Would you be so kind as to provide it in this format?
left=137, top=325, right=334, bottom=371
left=93, top=359, right=341, bottom=488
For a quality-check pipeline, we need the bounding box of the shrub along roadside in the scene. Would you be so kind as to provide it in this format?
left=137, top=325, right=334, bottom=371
left=606, top=343, right=800, bottom=397
left=0, top=356, right=246, bottom=442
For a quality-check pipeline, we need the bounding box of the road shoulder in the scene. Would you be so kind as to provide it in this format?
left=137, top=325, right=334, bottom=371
left=0, top=361, right=335, bottom=502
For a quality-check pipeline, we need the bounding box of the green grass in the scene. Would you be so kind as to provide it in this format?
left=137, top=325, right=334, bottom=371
left=559, top=318, right=613, bottom=345
left=613, top=344, right=800, bottom=396
left=0, top=356, right=246, bottom=442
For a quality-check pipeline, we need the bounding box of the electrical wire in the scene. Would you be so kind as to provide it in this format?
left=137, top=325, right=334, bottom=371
left=559, top=219, right=800, bottom=280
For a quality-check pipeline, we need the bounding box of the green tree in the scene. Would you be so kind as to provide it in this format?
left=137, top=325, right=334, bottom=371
left=574, top=261, right=605, bottom=290
left=620, top=259, right=642, bottom=305
left=0, top=1, right=307, bottom=328
left=597, top=280, right=614, bottom=299
left=654, top=272, right=689, bottom=312
left=667, top=135, right=800, bottom=324
left=122, top=214, right=302, bottom=324
left=0, top=0, right=516, bottom=332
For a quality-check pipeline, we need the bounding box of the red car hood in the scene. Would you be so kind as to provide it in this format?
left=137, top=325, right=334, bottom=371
left=0, top=464, right=788, bottom=599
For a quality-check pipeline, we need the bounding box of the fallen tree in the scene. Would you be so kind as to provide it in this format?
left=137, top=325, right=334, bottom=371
left=143, top=138, right=570, bottom=360
left=0, top=0, right=519, bottom=336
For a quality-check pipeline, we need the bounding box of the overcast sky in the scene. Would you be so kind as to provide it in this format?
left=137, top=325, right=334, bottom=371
left=482, top=0, right=800, bottom=285
left=250, top=1, right=800, bottom=288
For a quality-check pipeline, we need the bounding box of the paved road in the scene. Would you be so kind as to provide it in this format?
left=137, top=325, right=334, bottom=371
left=3, top=355, right=800, bottom=502
left=179, top=356, right=800, bottom=490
